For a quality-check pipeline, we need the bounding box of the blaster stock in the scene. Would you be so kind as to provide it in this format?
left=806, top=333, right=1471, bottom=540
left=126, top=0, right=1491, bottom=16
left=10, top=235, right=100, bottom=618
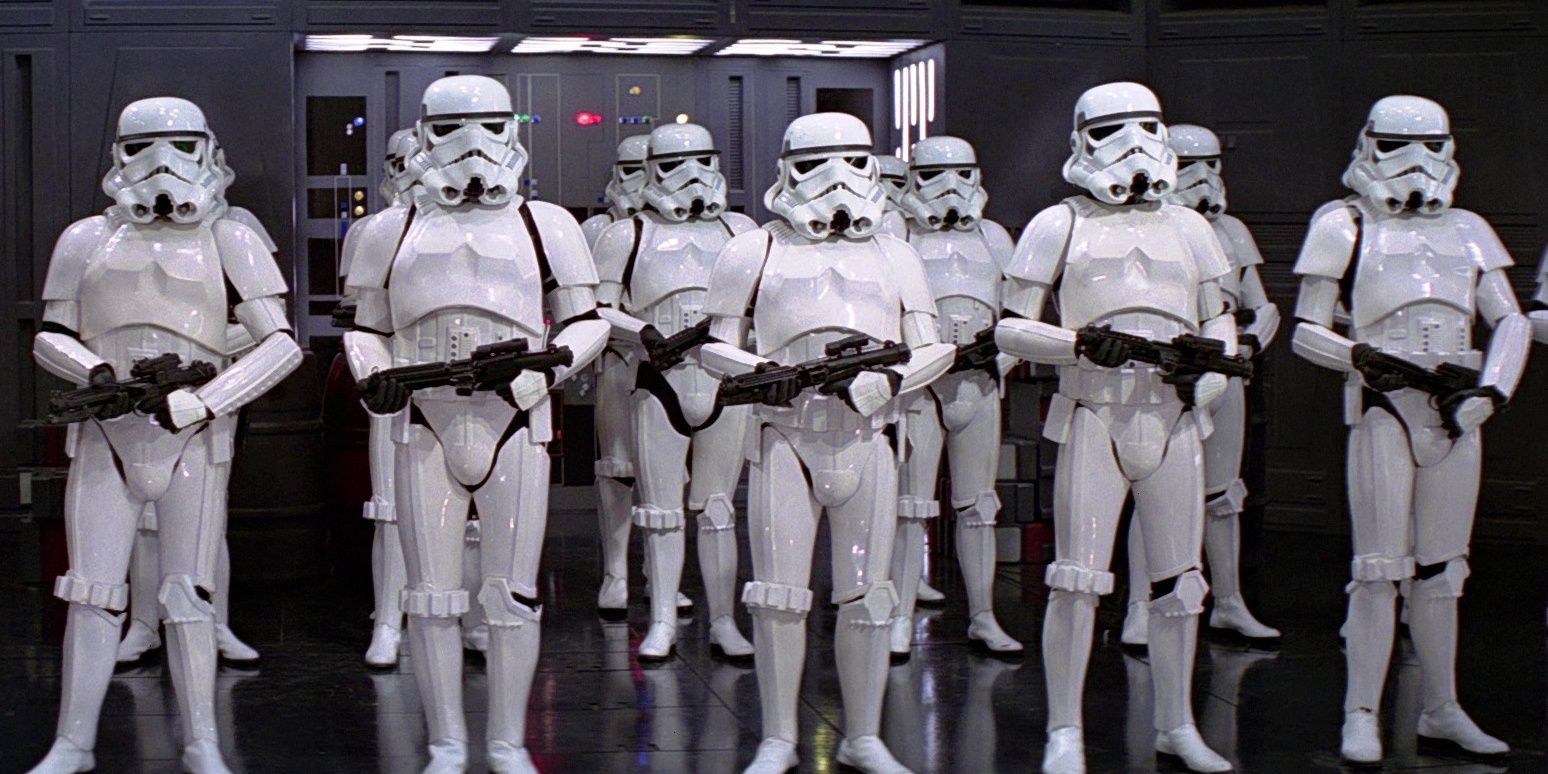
left=717, top=333, right=911, bottom=408
left=48, top=353, right=218, bottom=425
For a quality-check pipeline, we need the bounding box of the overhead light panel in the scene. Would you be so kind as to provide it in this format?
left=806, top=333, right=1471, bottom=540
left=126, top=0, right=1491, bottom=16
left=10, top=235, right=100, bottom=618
left=715, top=39, right=928, bottom=58
left=511, top=36, right=713, bottom=56
left=304, top=34, right=501, bottom=53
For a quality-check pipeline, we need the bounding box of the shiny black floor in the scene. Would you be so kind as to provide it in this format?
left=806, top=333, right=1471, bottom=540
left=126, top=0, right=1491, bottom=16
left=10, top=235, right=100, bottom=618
left=2, top=515, right=1545, bottom=773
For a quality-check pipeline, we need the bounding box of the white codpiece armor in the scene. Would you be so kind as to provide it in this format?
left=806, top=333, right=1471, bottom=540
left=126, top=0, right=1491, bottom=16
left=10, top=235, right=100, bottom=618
left=1290, top=96, right=1527, bottom=766
left=699, top=112, right=953, bottom=774
left=343, top=75, right=608, bottom=774
left=886, top=136, right=1023, bottom=661
left=593, top=123, right=756, bottom=660
left=994, top=83, right=1235, bottom=774
left=340, top=127, right=421, bottom=669
left=586, top=134, right=655, bottom=619
left=29, top=96, right=301, bottom=774
left=1124, top=124, right=1282, bottom=648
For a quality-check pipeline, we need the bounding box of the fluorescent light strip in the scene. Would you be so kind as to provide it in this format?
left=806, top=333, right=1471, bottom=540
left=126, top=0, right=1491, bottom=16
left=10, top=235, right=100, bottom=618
left=304, top=34, right=500, bottom=53
left=510, top=36, right=712, bottom=56
left=716, top=38, right=927, bottom=58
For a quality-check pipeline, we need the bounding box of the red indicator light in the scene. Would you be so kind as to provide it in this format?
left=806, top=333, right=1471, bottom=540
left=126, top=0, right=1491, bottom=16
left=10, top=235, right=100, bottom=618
left=574, top=111, right=604, bottom=126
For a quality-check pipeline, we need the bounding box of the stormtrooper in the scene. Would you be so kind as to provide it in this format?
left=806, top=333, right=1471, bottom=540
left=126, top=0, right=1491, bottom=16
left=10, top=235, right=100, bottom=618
left=29, top=96, right=302, bottom=774
left=876, top=154, right=911, bottom=239
left=338, top=126, right=420, bottom=667
left=886, top=136, right=1021, bottom=659
left=1290, top=95, right=1527, bottom=764
left=994, top=82, right=1238, bottom=774
left=592, top=123, right=757, bottom=659
left=584, top=134, right=693, bottom=619
left=698, top=111, right=955, bottom=774
left=114, top=133, right=271, bottom=667
left=343, top=75, right=609, bottom=774
left=1122, top=123, right=1282, bottom=646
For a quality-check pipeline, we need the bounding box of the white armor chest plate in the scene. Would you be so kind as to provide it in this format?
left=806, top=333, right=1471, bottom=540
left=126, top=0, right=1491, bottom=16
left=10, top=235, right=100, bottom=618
left=630, top=218, right=730, bottom=336
left=1349, top=214, right=1476, bottom=331
left=912, top=228, right=1000, bottom=344
left=753, top=236, right=902, bottom=357
left=389, top=203, right=544, bottom=337
left=78, top=222, right=229, bottom=352
left=1060, top=208, right=1202, bottom=330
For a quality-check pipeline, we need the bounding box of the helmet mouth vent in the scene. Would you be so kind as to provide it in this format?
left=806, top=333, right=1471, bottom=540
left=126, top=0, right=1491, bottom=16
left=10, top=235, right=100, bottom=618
left=689, top=199, right=705, bottom=217
left=942, top=209, right=960, bottom=228
left=152, top=194, right=175, bottom=219
left=1403, top=190, right=1424, bottom=212
left=830, top=209, right=852, bottom=233
left=463, top=177, right=486, bottom=201
left=1123, top=173, right=1151, bottom=205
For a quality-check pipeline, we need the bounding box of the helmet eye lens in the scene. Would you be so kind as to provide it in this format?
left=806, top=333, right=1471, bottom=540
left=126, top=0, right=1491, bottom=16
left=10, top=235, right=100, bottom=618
left=1206, top=159, right=1220, bottom=171
left=792, top=159, right=821, bottom=175
left=657, top=159, right=682, bottom=173
left=1179, top=160, right=1198, bottom=170
left=1139, top=121, right=1159, bottom=135
left=1087, top=124, right=1120, bottom=142
left=483, top=122, right=506, bottom=135
left=844, top=155, right=868, bottom=170
left=917, top=169, right=943, bottom=182
left=619, top=164, right=642, bottom=175
left=124, top=141, right=151, bottom=157
left=172, top=140, right=198, bottom=154
left=1374, top=139, right=1407, bottom=154
left=957, top=169, right=973, bottom=179
left=431, top=123, right=458, bottom=138
left=1424, top=141, right=1448, bottom=153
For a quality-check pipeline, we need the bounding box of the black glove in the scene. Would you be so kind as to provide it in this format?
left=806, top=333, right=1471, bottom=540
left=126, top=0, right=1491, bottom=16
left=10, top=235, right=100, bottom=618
left=1350, top=343, right=1408, bottom=392
left=1238, top=333, right=1262, bottom=359
left=360, top=372, right=411, bottom=414
left=87, top=364, right=136, bottom=420
left=1075, top=325, right=1133, bottom=368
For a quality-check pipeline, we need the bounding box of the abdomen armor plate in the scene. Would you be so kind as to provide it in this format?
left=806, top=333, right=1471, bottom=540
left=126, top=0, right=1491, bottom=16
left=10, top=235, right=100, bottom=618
left=78, top=222, right=229, bottom=353
left=1058, top=208, right=1202, bottom=330
left=389, top=203, right=545, bottom=338
left=628, top=218, right=728, bottom=314
left=1349, top=216, right=1477, bottom=331
left=753, top=235, right=902, bottom=357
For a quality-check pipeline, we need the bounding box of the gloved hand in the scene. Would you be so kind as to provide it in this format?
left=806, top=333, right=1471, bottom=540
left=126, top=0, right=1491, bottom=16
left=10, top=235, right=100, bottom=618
left=1075, top=325, right=1135, bottom=368
left=88, top=364, right=136, bottom=420
left=360, top=371, right=411, bottom=415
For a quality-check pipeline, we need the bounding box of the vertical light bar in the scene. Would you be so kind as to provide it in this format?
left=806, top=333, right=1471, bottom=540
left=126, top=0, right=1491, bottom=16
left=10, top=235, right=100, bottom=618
left=900, top=63, right=912, bottom=160
left=892, top=67, right=902, bottom=130
left=926, top=59, right=936, bottom=124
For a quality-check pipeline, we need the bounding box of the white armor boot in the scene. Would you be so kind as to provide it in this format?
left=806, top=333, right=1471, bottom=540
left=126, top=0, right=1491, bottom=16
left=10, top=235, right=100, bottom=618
left=1291, top=96, right=1525, bottom=765
left=593, top=123, right=756, bottom=661
left=698, top=112, right=954, bottom=773
left=29, top=96, right=302, bottom=774
left=585, top=135, right=649, bottom=619
left=994, top=83, right=1235, bottom=774
left=343, top=75, right=609, bottom=774
left=1122, top=124, right=1282, bottom=645
left=340, top=127, right=420, bottom=667
left=893, top=136, right=1021, bottom=657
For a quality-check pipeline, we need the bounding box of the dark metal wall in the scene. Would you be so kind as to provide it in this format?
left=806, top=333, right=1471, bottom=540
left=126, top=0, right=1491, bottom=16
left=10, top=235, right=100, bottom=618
left=3, top=0, right=1547, bottom=541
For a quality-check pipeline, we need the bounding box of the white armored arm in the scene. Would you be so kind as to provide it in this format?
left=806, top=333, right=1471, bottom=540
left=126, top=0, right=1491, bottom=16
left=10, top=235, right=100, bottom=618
left=995, top=318, right=1076, bottom=365
left=1475, top=269, right=1529, bottom=399
left=344, top=329, right=394, bottom=381
left=1290, top=206, right=1360, bottom=373
left=995, top=204, right=1074, bottom=363
left=547, top=319, right=609, bottom=388
left=529, top=200, right=607, bottom=388
left=591, top=216, right=637, bottom=309
left=596, top=307, right=651, bottom=346
left=1237, top=267, right=1281, bottom=350
left=698, top=227, right=775, bottom=379
left=885, top=236, right=954, bottom=395
left=35, top=217, right=109, bottom=384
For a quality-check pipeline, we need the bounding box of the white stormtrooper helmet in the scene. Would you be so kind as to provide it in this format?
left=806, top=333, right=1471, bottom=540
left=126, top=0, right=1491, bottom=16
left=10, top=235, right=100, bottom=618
left=1062, top=82, right=1177, bottom=205
left=642, top=123, right=727, bottom=222
left=902, top=136, right=988, bottom=231
left=411, top=75, right=525, bottom=207
left=1342, top=95, right=1458, bottom=215
left=604, top=135, right=650, bottom=217
left=1166, top=124, right=1226, bottom=218
left=103, top=97, right=224, bottom=225
left=379, top=128, right=420, bottom=205
left=877, top=155, right=911, bottom=213
left=764, top=112, right=886, bottom=240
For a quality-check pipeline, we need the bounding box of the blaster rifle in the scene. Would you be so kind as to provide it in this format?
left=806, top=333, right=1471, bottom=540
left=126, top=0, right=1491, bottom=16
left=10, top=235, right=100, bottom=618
left=1076, top=325, right=1253, bottom=405
left=1351, top=344, right=1499, bottom=439
left=718, top=334, right=911, bottom=408
left=48, top=354, right=218, bottom=425
left=949, top=326, right=1000, bottom=374
left=358, top=338, right=574, bottom=399
left=644, top=318, right=713, bottom=370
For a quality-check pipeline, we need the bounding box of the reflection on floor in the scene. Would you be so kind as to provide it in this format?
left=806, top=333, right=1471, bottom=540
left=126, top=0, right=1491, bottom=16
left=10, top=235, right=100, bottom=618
left=2, top=517, right=1544, bottom=773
